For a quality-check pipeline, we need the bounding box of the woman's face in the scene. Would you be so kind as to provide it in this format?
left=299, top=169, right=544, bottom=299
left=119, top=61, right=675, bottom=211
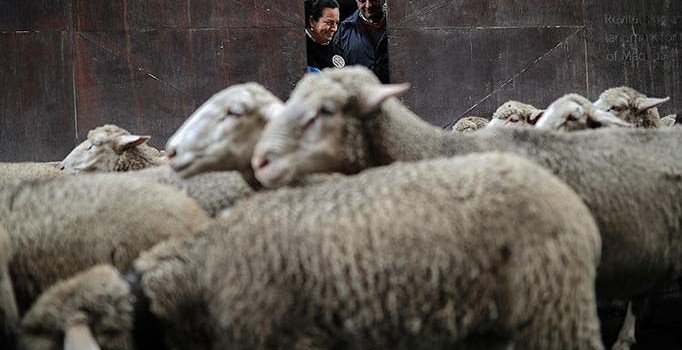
left=309, top=7, right=340, bottom=43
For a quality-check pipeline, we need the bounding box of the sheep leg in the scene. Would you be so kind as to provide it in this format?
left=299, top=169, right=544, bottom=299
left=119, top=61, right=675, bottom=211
left=610, top=302, right=636, bottom=350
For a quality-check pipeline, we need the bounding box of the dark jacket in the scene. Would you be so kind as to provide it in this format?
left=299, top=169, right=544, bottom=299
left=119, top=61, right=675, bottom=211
left=305, top=30, right=346, bottom=72
left=335, top=9, right=390, bottom=83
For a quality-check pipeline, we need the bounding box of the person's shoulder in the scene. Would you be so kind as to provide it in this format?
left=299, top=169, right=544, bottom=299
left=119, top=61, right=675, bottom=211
left=341, top=9, right=361, bottom=26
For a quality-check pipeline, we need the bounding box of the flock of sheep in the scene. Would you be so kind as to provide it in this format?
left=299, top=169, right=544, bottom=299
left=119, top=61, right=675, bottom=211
left=0, top=65, right=680, bottom=350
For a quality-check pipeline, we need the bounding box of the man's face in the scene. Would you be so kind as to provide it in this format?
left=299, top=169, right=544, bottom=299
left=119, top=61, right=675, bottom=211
left=356, top=0, right=384, bottom=22
left=309, top=7, right=340, bottom=43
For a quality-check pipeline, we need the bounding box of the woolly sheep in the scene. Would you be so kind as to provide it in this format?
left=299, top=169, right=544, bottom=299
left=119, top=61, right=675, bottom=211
left=593, top=86, right=670, bottom=128
left=660, top=114, right=679, bottom=127
left=0, top=173, right=210, bottom=315
left=0, top=162, right=64, bottom=183
left=535, top=94, right=632, bottom=131
left=165, top=82, right=283, bottom=186
left=252, top=66, right=682, bottom=349
left=486, top=100, right=543, bottom=128
left=0, top=224, right=18, bottom=350
left=123, top=165, right=253, bottom=217
left=450, top=116, right=489, bottom=133
left=60, top=124, right=165, bottom=174
left=20, top=153, right=604, bottom=350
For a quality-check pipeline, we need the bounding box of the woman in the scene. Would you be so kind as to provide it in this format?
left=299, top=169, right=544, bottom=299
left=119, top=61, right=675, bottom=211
left=304, top=0, right=346, bottom=73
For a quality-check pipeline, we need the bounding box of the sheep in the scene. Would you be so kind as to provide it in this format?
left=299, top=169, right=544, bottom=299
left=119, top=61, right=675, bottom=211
left=450, top=116, right=489, bottom=133
left=20, top=152, right=604, bottom=350
left=60, top=124, right=165, bottom=174
left=165, top=82, right=284, bottom=187
left=660, top=114, right=679, bottom=127
left=534, top=94, right=632, bottom=131
left=252, top=66, right=682, bottom=349
left=124, top=165, right=253, bottom=217
left=593, top=86, right=670, bottom=128
left=0, top=224, right=18, bottom=350
left=0, top=162, right=65, bottom=183
left=0, top=173, right=211, bottom=315
left=486, top=100, right=543, bottom=128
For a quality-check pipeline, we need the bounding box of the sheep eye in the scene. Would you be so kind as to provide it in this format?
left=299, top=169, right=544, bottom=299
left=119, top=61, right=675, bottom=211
left=319, top=104, right=336, bottom=117
left=608, top=106, right=624, bottom=112
left=228, top=105, right=246, bottom=117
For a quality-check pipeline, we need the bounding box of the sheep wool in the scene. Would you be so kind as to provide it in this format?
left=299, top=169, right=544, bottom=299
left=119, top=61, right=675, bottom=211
left=0, top=173, right=211, bottom=314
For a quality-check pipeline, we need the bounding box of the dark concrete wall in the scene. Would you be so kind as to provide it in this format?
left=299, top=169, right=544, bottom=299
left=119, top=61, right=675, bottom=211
left=1, top=0, right=679, bottom=161
left=0, top=0, right=305, bottom=161
left=388, top=0, right=681, bottom=128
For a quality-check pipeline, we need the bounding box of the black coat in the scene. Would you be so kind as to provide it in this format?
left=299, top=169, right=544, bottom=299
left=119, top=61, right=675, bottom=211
left=335, top=9, right=389, bottom=83
left=306, top=31, right=346, bottom=72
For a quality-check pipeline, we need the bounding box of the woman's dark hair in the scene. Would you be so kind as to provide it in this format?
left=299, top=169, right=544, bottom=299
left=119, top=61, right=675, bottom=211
left=304, top=0, right=339, bottom=24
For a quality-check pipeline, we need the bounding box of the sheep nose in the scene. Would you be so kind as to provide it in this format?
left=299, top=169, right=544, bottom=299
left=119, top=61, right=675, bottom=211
left=166, top=147, right=177, bottom=160
left=252, top=155, right=271, bottom=171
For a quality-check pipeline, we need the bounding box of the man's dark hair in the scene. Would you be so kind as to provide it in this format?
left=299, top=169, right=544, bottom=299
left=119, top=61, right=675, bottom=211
left=304, top=0, right=339, bottom=23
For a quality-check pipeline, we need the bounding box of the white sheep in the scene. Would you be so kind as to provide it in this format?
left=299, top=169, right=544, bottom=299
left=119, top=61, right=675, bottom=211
left=535, top=93, right=632, bottom=131
left=660, top=114, right=678, bottom=127
left=593, top=86, right=670, bottom=128
left=165, top=82, right=283, bottom=186
left=60, top=124, right=165, bottom=173
left=0, top=162, right=64, bottom=183
left=450, top=116, right=489, bottom=133
left=21, top=152, right=604, bottom=350
left=0, top=173, right=211, bottom=315
left=253, top=66, right=682, bottom=350
left=486, top=100, right=543, bottom=128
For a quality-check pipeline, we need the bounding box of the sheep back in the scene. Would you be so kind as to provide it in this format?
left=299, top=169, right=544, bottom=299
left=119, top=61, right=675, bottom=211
left=201, top=152, right=602, bottom=349
left=0, top=173, right=211, bottom=314
left=128, top=166, right=253, bottom=217
left=0, top=162, right=64, bottom=183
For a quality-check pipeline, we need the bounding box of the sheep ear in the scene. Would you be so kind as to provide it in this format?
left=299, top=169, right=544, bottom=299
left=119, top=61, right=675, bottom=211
left=64, top=316, right=101, bottom=350
left=113, top=135, right=150, bottom=154
left=358, top=83, right=411, bottom=115
left=590, top=110, right=633, bottom=128
left=636, top=96, right=670, bottom=112
left=528, top=110, right=544, bottom=125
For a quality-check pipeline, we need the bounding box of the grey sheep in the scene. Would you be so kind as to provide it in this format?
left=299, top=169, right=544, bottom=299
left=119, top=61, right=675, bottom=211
left=0, top=224, right=18, bottom=350
left=165, top=82, right=283, bottom=186
left=60, top=124, right=165, bottom=173
left=593, top=86, right=670, bottom=128
left=450, top=116, right=489, bottom=133
left=124, top=165, right=253, bottom=217
left=534, top=94, right=632, bottom=131
left=486, top=100, right=543, bottom=128
left=660, top=114, right=678, bottom=127
left=0, top=162, right=65, bottom=183
left=252, top=66, right=682, bottom=349
left=21, top=153, right=604, bottom=350
left=0, top=173, right=211, bottom=315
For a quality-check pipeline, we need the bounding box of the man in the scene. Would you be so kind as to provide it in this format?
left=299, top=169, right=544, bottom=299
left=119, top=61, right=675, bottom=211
left=335, top=0, right=389, bottom=83
left=304, top=0, right=346, bottom=73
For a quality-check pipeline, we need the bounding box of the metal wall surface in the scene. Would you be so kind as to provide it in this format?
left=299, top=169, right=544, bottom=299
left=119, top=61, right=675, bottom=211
left=0, top=0, right=305, bottom=161
left=1, top=1, right=680, bottom=161
left=388, top=0, right=682, bottom=128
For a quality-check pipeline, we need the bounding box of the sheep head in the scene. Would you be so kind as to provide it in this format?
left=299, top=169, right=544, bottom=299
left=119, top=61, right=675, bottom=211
left=252, top=66, right=409, bottom=188
left=166, top=83, right=283, bottom=178
left=593, top=86, right=670, bottom=128
left=487, top=100, right=543, bottom=128
left=536, top=94, right=632, bottom=131
left=19, top=265, right=134, bottom=350
left=451, top=116, right=489, bottom=133
left=60, top=125, right=153, bottom=174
